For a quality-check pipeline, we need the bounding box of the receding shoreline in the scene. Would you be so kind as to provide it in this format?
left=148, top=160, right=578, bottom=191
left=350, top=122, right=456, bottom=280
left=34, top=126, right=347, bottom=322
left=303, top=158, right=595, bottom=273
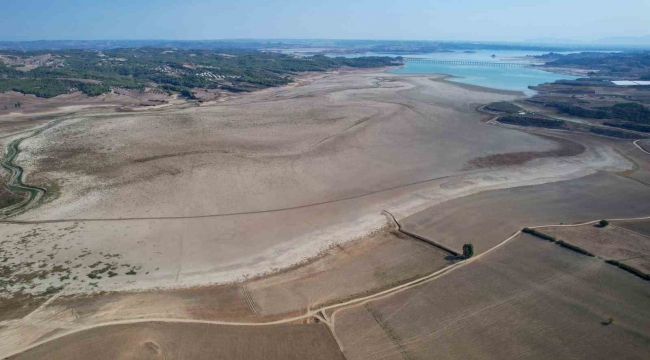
left=428, top=74, right=526, bottom=96
left=0, top=70, right=633, bottom=301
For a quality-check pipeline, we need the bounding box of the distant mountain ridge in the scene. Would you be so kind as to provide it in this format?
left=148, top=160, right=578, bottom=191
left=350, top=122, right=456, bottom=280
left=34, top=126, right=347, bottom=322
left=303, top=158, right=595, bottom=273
left=1, top=38, right=648, bottom=52
left=526, top=36, right=650, bottom=47
left=596, top=36, right=650, bottom=46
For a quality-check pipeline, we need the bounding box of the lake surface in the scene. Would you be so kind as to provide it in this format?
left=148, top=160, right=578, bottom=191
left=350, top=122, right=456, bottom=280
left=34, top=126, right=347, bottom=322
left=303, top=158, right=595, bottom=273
left=391, top=61, right=576, bottom=96
left=329, top=50, right=578, bottom=96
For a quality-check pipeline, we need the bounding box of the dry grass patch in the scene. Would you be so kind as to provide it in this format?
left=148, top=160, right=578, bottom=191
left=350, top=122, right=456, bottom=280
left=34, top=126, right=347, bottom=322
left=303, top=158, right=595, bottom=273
left=540, top=222, right=650, bottom=274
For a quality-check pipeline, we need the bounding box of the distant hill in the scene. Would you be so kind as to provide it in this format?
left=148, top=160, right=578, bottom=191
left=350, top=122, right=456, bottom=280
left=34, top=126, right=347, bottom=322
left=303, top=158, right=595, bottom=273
left=596, top=36, right=650, bottom=46
left=526, top=37, right=584, bottom=45
left=525, top=36, right=650, bottom=49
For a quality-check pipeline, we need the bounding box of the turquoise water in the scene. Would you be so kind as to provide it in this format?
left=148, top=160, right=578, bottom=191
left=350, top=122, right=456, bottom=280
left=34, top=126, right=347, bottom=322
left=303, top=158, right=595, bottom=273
left=391, top=62, right=576, bottom=96
left=387, top=50, right=577, bottom=95
left=326, top=50, right=578, bottom=96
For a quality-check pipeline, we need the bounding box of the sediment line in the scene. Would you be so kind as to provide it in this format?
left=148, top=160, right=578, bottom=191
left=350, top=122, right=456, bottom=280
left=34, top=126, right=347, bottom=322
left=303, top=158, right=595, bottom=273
left=0, top=175, right=452, bottom=224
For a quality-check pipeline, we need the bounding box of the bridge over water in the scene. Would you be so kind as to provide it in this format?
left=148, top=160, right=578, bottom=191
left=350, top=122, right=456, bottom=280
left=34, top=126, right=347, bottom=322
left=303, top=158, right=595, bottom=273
left=405, top=58, right=529, bottom=68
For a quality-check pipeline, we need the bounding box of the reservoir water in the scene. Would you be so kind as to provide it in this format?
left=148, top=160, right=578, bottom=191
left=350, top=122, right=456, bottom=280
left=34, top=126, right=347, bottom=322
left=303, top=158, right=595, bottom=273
left=330, top=50, right=577, bottom=96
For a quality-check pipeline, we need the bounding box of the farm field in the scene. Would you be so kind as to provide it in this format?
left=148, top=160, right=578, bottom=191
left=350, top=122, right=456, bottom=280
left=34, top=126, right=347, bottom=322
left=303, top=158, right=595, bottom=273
left=246, top=226, right=454, bottom=315
left=0, top=283, right=256, bottom=356
left=333, top=234, right=650, bottom=360
left=614, top=139, right=650, bottom=186
left=615, top=218, right=650, bottom=237
left=400, top=171, right=650, bottom=255
left=6, top=322, right=345, bottom=360
left=540, top=221, right=650, bottom=273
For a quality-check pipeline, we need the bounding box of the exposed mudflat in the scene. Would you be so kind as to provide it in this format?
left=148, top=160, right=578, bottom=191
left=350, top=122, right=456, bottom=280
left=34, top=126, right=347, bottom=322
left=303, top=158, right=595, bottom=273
left=0, top=71, right=633, bottom=297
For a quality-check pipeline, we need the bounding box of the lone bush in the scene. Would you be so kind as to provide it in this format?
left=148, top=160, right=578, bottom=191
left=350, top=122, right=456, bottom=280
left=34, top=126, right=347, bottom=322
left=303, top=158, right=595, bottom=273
left=462, top=244, right=474, bottom=259
left=599, top=219, right=610, bottom=227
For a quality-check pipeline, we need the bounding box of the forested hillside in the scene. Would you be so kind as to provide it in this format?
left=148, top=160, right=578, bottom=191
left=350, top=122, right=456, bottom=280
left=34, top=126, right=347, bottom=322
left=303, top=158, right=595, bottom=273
left=0, top=49, right=400, bottom=98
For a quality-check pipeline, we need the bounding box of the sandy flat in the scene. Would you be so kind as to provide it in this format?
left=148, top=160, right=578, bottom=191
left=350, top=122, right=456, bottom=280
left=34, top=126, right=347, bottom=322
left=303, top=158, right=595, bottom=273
left=0, top=71, right=634, bottom=297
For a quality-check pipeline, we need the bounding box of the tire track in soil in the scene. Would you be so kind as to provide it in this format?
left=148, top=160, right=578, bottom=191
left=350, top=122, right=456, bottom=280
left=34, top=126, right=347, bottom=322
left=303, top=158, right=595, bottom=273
left=0, top=175, right=452, bottom=224
left=241, top=284, right=262, bottom=317
left=364, top=303, right=413, bottom=360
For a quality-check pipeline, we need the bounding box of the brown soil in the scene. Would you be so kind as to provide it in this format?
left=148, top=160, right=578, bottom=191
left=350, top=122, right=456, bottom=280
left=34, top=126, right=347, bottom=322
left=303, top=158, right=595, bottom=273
left=49, top=283, right=257, bottom=323
left=7, top=322, right=345, bottom=360
left=465, top=133, right=586, bottom=169
left=0, top=183, right=25, bottom=209
left=0, top=226, right=451, bottom=354
left=0, top=294, right=46, bottom=322
left=615, top=218, right=650, bottom=237
left=334, top=235, right=650, bottom=360
left=0, top=118, right=51, bottom=138
left=400, top=171, right=650, bottom=255
left=540, top=223, right=650, bottom=273
left=246, top=227, right=454, bottom=316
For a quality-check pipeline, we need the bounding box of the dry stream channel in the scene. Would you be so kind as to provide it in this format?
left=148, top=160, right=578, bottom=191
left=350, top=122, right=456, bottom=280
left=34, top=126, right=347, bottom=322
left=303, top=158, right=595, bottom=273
left=0, top=119, right=63, bottom=218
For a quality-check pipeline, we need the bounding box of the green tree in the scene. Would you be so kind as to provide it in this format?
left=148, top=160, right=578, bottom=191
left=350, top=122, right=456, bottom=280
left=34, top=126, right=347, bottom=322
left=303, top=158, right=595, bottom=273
left=463, top=244, right=474, bottom=259
left=180, top=88, right=196, bottom=99
left=599, top=219, right=610, bottom=227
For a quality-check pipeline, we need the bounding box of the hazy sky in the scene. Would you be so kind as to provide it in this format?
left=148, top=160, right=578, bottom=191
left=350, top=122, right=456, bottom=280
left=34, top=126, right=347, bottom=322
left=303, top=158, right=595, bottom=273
left=2, top=0, right=649, bottom=42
